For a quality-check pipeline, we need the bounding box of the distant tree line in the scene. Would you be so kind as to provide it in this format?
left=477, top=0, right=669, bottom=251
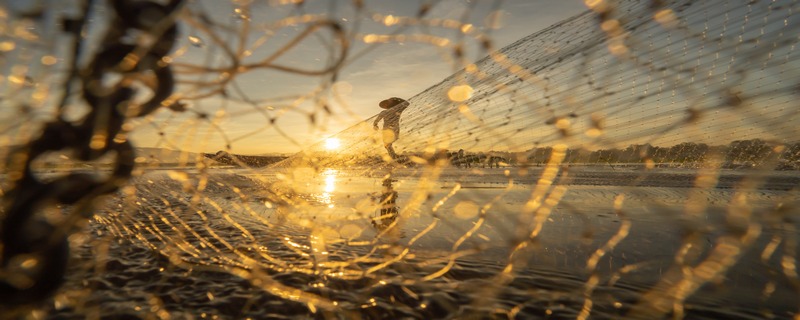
left=284, top=139, right=800, bottom=170
left=440, top=149, right=509, bottom=168
left=204, top=151, right=288, bottom=167
left=522, top=139, right=799, bottom=170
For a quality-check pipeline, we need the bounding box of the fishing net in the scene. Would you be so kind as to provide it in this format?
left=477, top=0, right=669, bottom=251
left=1, top=0, right=799, bottom=318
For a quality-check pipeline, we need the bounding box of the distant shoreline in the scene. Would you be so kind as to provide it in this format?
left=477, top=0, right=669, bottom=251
left=202, top=151, right=288, bottom=167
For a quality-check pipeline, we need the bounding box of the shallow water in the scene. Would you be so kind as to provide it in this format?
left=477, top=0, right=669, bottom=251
left=36, top=167, right=800, bottom=319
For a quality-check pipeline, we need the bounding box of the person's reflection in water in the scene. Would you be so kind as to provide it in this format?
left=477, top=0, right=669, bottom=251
left=371, top=176, right=399, bottom=230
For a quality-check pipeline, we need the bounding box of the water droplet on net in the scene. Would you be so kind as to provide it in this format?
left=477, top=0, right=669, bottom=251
left=233, top=8, right=250, bottom=21
left=188, top=35, right=205, bottom=48
left=454, top=201, right=479, bottom=220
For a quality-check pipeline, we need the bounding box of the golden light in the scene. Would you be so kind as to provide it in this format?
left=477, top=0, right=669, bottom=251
left=324, top=137, right=341, bottom=150
left=323, top=169, right=337, bottom=193
left=447, top=85, right=474, bottom=102
left=322, top=169, right=337, bottom=208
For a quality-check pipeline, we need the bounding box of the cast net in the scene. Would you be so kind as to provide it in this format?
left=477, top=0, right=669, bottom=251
left=1, top=0, right=799, bottom=318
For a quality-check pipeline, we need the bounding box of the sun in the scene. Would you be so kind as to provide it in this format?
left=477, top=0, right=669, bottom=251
left=324, top=137, right=341, bottom=150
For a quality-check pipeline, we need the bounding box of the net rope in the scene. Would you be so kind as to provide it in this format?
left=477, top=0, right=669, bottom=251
left=1, top=0, right=799, bottom=318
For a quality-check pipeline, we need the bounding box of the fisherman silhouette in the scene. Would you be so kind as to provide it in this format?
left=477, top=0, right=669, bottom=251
left=373, top=97, right=409, bottom=160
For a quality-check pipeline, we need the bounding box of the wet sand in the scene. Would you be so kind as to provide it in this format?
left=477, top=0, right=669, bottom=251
left=39, top=166, right=800, bottom=319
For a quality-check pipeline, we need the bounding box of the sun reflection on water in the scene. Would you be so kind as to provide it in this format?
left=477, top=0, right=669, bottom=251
left=322, top=169, right=337, bottom=208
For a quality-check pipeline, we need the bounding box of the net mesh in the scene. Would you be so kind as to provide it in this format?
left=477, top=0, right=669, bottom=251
left=1, top=0, right=799, bottom=318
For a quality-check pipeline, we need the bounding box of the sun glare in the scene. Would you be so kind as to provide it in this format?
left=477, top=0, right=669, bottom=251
left=325, top=138, right=341, bottom=150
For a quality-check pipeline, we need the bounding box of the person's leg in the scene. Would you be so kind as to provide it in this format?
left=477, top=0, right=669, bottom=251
left=385, top=143, right=398, bottom=160
left=381, top=128, right=399, bottom=160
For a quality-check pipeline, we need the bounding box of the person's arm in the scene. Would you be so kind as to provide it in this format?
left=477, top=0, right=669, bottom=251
left=373, top=112, right=384, bottom=129
left=396, top=100, right=410, bottom=113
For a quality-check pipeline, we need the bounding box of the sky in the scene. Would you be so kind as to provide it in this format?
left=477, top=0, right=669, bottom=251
left=4, top=1, right=795, bottom=156
left=0, top=0, right=587, bottom=155
left=124, top=0, right=590, bottom=155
